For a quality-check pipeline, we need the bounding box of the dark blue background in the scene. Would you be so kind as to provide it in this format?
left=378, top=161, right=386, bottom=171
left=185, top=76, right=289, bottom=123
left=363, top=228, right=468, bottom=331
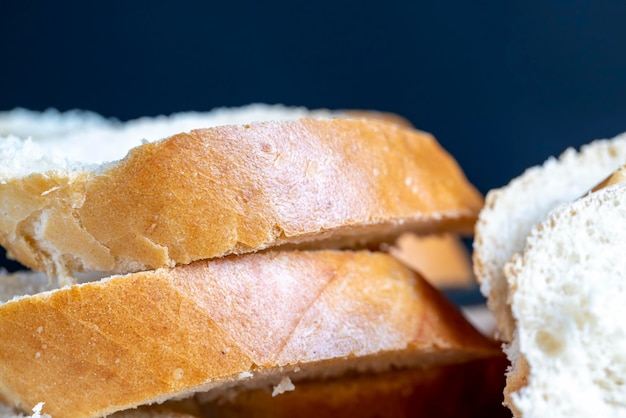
left=1, top=1, right=626, bottom=279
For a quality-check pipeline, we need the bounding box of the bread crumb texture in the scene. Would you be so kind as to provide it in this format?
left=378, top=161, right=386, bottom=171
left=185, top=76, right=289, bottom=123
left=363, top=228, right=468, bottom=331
left=505, top=183, right=626, bottom=417
left=473, top=133, right=626, bottom=342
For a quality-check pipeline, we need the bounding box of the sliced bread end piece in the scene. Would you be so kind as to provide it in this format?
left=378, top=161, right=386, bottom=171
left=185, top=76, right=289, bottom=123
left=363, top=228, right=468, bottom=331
left=474, top=132, right=626, bottom=342
left=504, top=183, right=626, bottom=417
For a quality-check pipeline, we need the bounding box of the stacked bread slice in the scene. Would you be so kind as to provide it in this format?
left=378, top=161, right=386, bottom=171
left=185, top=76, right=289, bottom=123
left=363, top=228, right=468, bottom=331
left=474, top=132, right=626, bottom=417
left=0, top=105, right=505, bottom=417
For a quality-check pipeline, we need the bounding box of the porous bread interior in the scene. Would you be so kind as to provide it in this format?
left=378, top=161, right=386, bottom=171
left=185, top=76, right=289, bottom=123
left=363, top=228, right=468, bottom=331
left=504, top=183, right=626, bottom=418
left=473, top=132, right=626, bottom=342
left=0, top=104, right=338, bottom=178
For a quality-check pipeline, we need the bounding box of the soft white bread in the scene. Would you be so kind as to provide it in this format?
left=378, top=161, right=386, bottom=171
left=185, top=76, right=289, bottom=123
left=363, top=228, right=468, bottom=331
left=592, top=164, right=626, bottom=191
left=0, top=106, right=412, bottom=148
left=0, top=105, right=337, bottom=166
left=473, top=132, right=626, bottom=341
left=0, top=107, right=482, bottom=281
left=503, top=182, right=626, bottom=417
left=0, top=250, right=498, bottom=418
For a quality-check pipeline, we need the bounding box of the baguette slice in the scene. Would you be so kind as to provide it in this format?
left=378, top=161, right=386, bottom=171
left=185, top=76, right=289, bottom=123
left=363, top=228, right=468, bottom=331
left=201, top=355, right=509, bottom=418
left=0, top=357, right=510, bottom=418
left=503, top=183, right=626, bottom=417
left=0, top=250, right=498, bottom=418
left=473, top=132, right=626, bottom=341
left=0, top=110, right=482, bottom=281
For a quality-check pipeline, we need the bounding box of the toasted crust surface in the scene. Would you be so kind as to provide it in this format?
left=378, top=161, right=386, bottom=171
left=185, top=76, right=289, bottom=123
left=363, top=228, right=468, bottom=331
left=0, top=250, right=497, bottom=418
left=0, top=118, right=482, bottom=278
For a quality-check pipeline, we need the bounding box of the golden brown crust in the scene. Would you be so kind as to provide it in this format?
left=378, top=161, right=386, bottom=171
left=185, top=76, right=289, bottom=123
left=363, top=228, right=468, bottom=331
left=0, top=250, right=497, bottom=418
left=504, top=354, right=529, bottom=418
left=591, top=164, right=626, bottom=192
left=342, top=110, right=414, bottom=128
left=389, top=233, right=474, bottom=288
left=201, top=355, right=510, bottom=418
left=0, top=118, right=482, bottom=277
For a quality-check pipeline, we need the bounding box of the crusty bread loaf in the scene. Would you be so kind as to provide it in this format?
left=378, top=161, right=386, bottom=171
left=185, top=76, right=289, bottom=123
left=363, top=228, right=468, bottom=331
left=0, top=250, right=498, bottom=418
left=473, top=132, right=626, bottom=341
left=502, top=182, right=626, bottom=417
left=0, top=105, right=489, bottom=417
left=0, top=108, right=482, bottom=281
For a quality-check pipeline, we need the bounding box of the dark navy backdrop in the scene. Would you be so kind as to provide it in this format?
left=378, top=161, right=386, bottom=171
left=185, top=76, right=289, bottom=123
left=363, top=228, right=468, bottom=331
left=2, top=0, right=626, bottom=280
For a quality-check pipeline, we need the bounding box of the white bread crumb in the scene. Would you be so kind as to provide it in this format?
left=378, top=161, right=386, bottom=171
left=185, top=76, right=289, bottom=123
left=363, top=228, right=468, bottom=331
left=506, top=183, right=626, bottom=417
left=474, top=133, right=626, bottom=342
left=272, top=376, right=295, bottom=397
left=0, top=402, right=50, bottom=418
left=30, top=404, right=44, bottom=418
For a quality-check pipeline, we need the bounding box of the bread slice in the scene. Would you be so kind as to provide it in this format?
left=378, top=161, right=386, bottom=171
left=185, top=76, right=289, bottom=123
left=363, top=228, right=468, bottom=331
left=0, top=108, right=481, bottom=281
left=503, top=182, right=626, bottom=417
left=0, top=357, right=510, bottom=418
left=0, top=361, right=509, bottom=418
left=200, top=354, right=509, bottom=418
left=473, top=132, right=626, bottom=341
left=0, top=250, right=498, bottom=418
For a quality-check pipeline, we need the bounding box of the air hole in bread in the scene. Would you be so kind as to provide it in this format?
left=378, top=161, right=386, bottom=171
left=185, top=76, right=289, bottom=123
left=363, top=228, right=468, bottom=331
left=561, top=282, right=577, bottom=296
left=535, top=330, right=564, bottom=357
